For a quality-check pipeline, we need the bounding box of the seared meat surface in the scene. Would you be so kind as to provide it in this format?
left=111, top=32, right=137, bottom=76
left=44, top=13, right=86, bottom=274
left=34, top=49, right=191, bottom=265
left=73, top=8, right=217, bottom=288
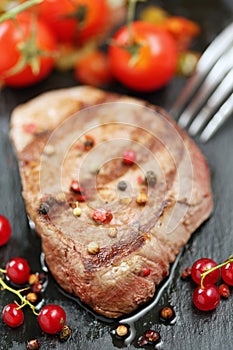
left=10, top=87, right=213, bottom=318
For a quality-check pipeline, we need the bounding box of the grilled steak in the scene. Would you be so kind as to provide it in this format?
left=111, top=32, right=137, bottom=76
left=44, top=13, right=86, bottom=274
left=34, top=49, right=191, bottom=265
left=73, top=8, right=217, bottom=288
left=10, top=86, right=213, bottom=318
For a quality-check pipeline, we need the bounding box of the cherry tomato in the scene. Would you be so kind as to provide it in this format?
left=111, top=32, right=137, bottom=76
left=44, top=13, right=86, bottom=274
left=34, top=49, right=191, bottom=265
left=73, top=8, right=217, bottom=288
left=38, top=304, right=66, bottom=334
left=6, top=257, right=30, bottom=285
left=2, top=303, right=24, bottom=328
left=37, top=0, right=109, bottom=44
left=74, top=50, right=113, bottom=87
left=0, top=215, right=11, bottom=246
left=108, top=21, right=178, bottom=91
left=162, top=16, right=200, bottom=51
left=0, top=12, right=56, bottom=87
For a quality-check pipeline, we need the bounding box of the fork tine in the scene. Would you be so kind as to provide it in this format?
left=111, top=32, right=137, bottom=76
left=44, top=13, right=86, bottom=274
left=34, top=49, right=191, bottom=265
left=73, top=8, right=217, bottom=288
left=189, top=67, right=233, bottom=136
left=177, top=47, right=233, bottom=128
left=170, top=22, right=233, bottom=118
left=200, top=92, right=233, bottom=143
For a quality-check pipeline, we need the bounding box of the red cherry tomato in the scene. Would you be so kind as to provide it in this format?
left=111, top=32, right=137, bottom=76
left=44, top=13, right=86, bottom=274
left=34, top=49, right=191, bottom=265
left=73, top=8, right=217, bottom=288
left=74, top=50, right=113, bottom=87
left=6, top=257, right=30, bottom=285
left=2, top=303, right=24, bottom=328
left=0, top=215, right=11, bottom=246
left=37, top=0, right=109, bottom=44
left=162, top=16, right=200, bottom=51
left=0, top=12, right=56, bottom=87
left=38, top=304, right=66, bottom=334
left=108, top=21, right=178, bottom=91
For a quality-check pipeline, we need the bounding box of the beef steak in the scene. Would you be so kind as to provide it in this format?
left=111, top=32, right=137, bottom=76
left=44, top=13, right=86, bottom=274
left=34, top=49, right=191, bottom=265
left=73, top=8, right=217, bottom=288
left=10, top=86, right=213, bottom=318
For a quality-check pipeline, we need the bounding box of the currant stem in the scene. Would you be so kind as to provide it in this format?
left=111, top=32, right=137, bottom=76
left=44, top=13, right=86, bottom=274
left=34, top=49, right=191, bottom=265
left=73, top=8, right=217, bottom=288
left=0, top=268, right=6, bottom=273
left=200, top=256, right=233, bottom=289
left=0, top=0, right=43, bottom=24
left=0, top=277, right=39, bottom=316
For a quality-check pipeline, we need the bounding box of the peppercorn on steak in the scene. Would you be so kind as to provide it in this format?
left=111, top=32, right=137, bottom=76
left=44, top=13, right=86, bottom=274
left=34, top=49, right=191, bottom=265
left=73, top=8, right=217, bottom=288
left=10, top=86, right=213, bottom=318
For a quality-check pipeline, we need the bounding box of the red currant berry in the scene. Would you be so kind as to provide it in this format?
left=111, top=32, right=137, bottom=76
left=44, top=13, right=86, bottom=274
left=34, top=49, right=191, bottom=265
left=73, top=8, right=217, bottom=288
left=221, top=261, right=233, bottom=286
left=38, top=304, right=66, bottom=334
left=2, top=303, right=24, bottom=328
left=219, top=283, right=230, bottom=298
left=193, top=285, right=220, bottom=311
left=0, top=215, right=11, bottom=246
left=6, top=257, right=30, bottom=285
left=191, top=258, right=220, bottom=286
left=122, top=149, right=136, bottom=165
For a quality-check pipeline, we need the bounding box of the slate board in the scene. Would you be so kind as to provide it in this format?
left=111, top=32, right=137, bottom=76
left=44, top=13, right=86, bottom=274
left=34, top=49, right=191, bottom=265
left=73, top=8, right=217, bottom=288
left=0, top=1, right=233, bottom=349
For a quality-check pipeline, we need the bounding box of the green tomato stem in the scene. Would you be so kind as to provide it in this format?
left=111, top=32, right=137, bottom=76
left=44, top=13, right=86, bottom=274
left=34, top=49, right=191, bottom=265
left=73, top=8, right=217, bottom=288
left=127, top=0, right=146, bottom=40
left=0, top=277, right=39, bottom=316
left=127, top=0, right=146, bottom=26
left=0, top=0, right=43, bottom=24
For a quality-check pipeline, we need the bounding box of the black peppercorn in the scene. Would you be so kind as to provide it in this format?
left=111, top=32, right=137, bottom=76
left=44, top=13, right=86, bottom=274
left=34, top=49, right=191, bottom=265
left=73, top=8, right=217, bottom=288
left=145, top=170, right=157, bottom=187
left=117, top=180, right=127, bottom=191
left=84, top=139, right=94, bottom=150
left=38, top=202, right=50, bottom=215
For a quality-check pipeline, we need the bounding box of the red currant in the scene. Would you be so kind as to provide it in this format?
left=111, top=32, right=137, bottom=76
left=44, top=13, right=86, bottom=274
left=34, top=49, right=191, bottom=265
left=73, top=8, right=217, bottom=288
left=6, top=257, right=30, bottom=285
left=2, top=303, right=24, bottom=328
left=122, top=149, right=136, bottom=165
left=38, top=304, right=66, bottom=334
left=193, top=285, right=220, bottom=311
left=0, top=215, right=11, bottom=246
left=191, top=258, right=220, bottom=286
left=221, top=261, right=233, bottom=286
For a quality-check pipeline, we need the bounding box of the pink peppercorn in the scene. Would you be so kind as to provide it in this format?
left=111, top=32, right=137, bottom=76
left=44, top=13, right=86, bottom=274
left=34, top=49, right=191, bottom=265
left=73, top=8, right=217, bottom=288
left=92, top=208, right=113, bottom=224
left=122, top=149, right=136, bottom=165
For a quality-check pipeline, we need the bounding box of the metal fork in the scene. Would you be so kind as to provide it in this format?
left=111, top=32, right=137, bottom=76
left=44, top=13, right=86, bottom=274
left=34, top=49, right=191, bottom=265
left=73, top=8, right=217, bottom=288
left=170, top=22, right=233, bottom=142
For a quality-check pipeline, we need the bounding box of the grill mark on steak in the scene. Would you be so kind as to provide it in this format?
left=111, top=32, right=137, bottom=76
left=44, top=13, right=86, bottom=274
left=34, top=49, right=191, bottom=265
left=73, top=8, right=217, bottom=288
left=83, top=231, right=145, bottom=271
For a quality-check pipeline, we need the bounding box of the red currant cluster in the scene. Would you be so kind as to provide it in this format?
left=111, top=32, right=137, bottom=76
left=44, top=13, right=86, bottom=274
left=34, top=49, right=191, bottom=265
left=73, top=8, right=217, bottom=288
left=0, top=257, right=67, bottom=335
left=183, top=256, right=233, bottom=311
